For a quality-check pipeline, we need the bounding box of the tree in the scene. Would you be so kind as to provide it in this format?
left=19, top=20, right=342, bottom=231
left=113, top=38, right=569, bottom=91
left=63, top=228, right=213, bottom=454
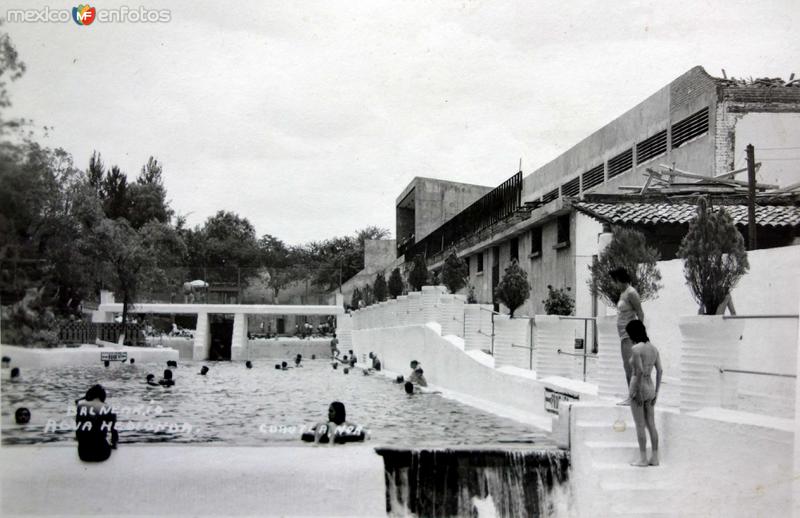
left=100, top=165, right=130, bottom=220
left=0, top=24, right=27, bottom=136
left=81, top=218, right=185, bottom=340
left=388, top=267, right=404, bottom=298
left=127, top=156, right=172, bottom=229
left=373, top=271, right=387, bottom=302
left=350, top=287, right=363, bottom=309
left=305, top=226, right=390, bottom=292
left=189, top=211, right=261, bottom=283
left=677, top=198, right=749, bottom=314
left=494, top=260, right=530, bottom=317
left=589, top=226, right=662, bottom=308
left=408, top=255, right=428, bottom=291
left=441, top=251, right=468, bottom=294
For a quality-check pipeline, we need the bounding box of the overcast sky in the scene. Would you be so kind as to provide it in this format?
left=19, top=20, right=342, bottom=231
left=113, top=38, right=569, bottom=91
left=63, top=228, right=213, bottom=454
left=4, top=0, right=798, bottom=245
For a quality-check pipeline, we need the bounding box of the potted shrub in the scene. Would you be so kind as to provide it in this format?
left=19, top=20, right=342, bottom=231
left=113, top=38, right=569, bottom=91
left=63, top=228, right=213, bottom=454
left=542, top=285, right=574, bottom=316
left=491, top=260, right=531, bottom=366
left=373, top=272, right=387, bottom=302
left=588, top=226, right=661, bottom=399
left=676, top=198, right=749, bottom=412
left=408, top=255, right=428, bottom=292
left=387, top=268, right=404, bottom=298
left=441, top=251, right=468, bottom=294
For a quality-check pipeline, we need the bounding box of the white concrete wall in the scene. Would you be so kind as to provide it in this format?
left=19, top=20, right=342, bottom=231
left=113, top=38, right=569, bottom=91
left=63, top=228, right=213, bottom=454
left=493, top=315, right=531, bottom=369
left=353, top=323, right=599, bottom=430
left=642, top=245, right=800, bottom=417
left=464, top=304, right=493, bottom=352
left=245, top=338, right=332, bottom=360
left=145, top=337, right=194, bottom=359
left=734, top=112, right=800, bottom=188
left=0, top=344, right=177, bottom=368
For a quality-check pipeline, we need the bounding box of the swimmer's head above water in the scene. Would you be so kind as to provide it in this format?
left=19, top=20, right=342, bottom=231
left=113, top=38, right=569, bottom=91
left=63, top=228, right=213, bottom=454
left=328, top=401, right=346, bottom=425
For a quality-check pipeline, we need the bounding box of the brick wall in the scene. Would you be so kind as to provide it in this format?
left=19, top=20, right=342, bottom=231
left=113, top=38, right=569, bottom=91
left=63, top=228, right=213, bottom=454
left=669, top=66, right=717, bottom=114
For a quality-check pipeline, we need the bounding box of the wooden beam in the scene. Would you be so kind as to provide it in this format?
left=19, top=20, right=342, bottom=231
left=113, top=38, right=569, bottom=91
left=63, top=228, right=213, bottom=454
left=653, top=165, right=778, bottom=190
left=714, top=163, right=761, bottom=179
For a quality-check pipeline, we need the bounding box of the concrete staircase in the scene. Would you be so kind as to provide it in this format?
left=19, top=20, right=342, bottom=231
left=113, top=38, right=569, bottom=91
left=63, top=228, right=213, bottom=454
left=570, top=403, right=687, bottom=518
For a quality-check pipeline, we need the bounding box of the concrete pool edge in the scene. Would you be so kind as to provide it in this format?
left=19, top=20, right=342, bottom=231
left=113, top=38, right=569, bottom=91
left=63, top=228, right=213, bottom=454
left=0, top=444, right=387, bottom=517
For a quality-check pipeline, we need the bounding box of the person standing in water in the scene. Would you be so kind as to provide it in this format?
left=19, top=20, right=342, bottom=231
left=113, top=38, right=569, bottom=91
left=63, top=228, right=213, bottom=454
left=625, top=320, right=662, bottom=467
left=609, top=267, right=644, bottom=405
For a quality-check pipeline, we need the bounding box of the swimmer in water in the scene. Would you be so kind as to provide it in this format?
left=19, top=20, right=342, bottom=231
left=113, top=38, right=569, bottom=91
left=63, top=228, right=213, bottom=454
left=103, top=360, right=110, bottom=368
left=159, top=369, right=175, bottom=386
left=145, top=374, right=159, bottom=386
left=281, top=361, right=290, bottom=370
left=10, top=367, right=20, bottom=380
left=404, top=381, right=415, bottom=395
left=15, top=407, right=31, bottom=424
left=245, top=361, right=253, bottom=369
left=199, top=366, right=209, bottom=376
left=295, top=354, right=302, bottom=367
left=314, top=401, right=358, bottom=444
left=167, top=360, right=178, bottom=368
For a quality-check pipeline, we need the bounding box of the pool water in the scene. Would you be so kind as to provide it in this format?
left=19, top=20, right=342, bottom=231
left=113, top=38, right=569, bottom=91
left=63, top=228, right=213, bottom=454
left=2, top=360, right=554, bottom=447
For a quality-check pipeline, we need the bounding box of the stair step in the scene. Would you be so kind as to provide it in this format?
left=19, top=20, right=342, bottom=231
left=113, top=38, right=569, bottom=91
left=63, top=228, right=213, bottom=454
left=584, top=440, right=641, bottom=463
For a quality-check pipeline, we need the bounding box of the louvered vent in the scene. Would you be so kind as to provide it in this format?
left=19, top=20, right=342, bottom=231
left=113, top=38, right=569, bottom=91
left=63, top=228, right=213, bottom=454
left=671, top=107, right=709, bottom=149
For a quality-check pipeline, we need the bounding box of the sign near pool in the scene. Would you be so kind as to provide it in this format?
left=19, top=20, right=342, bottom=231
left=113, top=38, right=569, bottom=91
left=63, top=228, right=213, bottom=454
left=100, top=352, right=127, bottom=362
left=544, top=387, right=579, bottom=414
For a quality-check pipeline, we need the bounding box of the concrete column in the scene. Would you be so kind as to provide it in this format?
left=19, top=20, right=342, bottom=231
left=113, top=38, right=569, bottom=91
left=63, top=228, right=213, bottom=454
left=386, top=299, right=398, bottom=327
left=534, top=315, right=578, bottom=379
left=596, top=315, right=628, bottom=400
left=337, top=314, right=353, bottom=351
left=679, top=315, right=745, bottom=412
left=438, top=294, right=465, bottom=338
left=230, top=313, right=248, bottom=361
left=793, top=279, right=800, bottom=518
left=193, top=312, right=211, bottom=361
left=396, top=296, right=409, bottom=327
left=493, top=315, right=531, bottom=369
left=407, top=292, right=422, bottom=326
left=421, top=286, right=446, bottom=325
left=463, top=304, right=492, bottom=352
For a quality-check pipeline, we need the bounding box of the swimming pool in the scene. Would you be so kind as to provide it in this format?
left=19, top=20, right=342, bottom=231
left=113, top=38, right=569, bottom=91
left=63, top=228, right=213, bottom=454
left=2, top=360, right=554, bottom=447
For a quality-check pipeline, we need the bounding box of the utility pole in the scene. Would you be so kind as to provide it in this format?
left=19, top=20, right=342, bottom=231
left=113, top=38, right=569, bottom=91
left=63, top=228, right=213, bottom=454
left=746, top=144, right=757, bottom=250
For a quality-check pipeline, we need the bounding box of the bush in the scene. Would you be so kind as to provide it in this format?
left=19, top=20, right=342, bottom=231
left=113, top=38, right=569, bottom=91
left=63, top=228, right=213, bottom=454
left=589, top=226, right=662, bottom=307
left=494, top=261, right=530, bottom=317
left=350, top=287, right=362, bottom=309
left=408, top=255, right=428, bottom=291
left=441, top=252, right=468, bottom=294
left=373, top=272, right=387, bottom=302
left=388, top=268, right=404, bottom=298
left=677, top=198, right=749, bottom=314
left=543, top=285, right=574, bottom=315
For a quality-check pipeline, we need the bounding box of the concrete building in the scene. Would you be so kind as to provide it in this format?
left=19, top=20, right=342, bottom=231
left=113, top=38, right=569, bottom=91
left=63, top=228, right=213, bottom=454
left=399, top=66, right=800, bottom=318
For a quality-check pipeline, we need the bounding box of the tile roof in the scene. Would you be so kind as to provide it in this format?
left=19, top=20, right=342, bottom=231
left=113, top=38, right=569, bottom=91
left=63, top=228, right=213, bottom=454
left=572, top=202, right=800, bottom=228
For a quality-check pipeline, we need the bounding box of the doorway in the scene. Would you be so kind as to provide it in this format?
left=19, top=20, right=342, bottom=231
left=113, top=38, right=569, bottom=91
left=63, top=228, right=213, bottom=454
left=209, top=315, right=233, bottom=360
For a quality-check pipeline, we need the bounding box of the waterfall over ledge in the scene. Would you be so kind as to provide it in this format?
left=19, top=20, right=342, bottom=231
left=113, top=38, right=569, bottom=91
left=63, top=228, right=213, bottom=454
left=376, top=447, right=570, bottom=517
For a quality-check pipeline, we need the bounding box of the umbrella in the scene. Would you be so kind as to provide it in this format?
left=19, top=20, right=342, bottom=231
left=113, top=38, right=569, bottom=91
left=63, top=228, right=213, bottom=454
left=189, top=280, right=209, bottom=288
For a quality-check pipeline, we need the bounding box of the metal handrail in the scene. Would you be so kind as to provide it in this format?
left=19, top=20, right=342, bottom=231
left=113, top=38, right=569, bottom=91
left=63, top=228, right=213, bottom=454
left=719, top=367, right=796, bottom=379
left=723, top=314, right=798, bottom=319
left=557, top=316, right=596, bottom=321
left=511, top=343, right=533, bottom=350
left=557, top=348, right=598, bottom=359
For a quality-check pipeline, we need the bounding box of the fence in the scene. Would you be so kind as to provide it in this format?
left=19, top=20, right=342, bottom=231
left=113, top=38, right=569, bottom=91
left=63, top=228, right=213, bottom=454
left=58, top=322, right=145, bottom=346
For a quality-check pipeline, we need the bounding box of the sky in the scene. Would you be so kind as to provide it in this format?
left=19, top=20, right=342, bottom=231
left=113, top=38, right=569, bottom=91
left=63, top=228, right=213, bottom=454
left=3, top=0, right=799, bottom=245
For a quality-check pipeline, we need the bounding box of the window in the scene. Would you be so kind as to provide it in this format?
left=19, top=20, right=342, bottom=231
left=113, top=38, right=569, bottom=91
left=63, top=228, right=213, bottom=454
left=671, top=107, right=709, bottom=149
left=636, top=129, right=667, bottom=164
left=510, top=237, right=519, bottom=262
left=530, top=227, right=542, bottom=258
left=555, top=215, right=570, bottom=247
left=476, top=253, right=483, bottom=273
left=582, top=164, right=604, bottom=191
left=608, top=148, right=633, bottom=179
